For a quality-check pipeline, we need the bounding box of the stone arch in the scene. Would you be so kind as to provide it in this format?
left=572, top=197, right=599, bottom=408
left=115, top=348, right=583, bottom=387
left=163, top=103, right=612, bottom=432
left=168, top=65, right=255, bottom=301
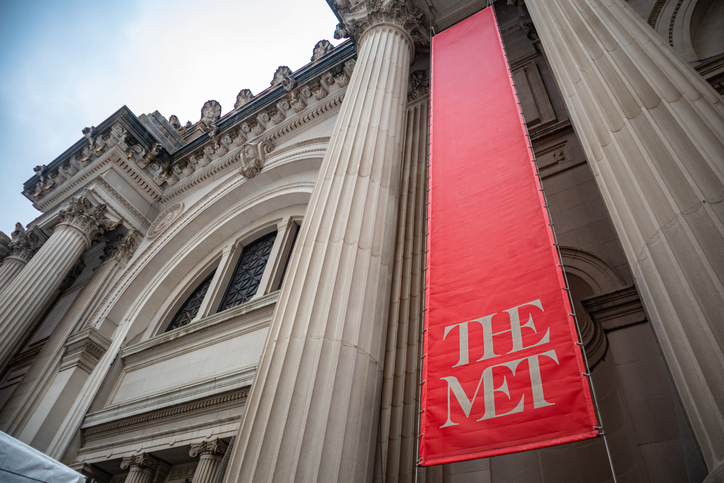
left=560, top=247, right=626, bottom=367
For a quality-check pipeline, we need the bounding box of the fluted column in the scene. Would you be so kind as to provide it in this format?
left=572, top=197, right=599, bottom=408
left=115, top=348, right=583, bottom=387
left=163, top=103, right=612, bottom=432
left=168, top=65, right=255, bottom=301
left=224, top=4, right=418, bottom=481
left=524, top=0, right=724, bottom=473
left=0, top=223, right=42, bottom=294
left=190, top=438, right=227, bottom=483
left=121, top=453, right=160, bottom=483
left=376, top=94, right=428, bottom=483
left=0, top=195, right=117, bottom=372
left=0, top=230, right=137, bottom=441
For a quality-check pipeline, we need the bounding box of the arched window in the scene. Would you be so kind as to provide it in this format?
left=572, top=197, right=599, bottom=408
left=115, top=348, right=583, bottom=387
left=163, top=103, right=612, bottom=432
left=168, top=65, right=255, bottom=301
left=165, top=270, right=216, bottom=332
left=217, top=232, right=277, bottom=312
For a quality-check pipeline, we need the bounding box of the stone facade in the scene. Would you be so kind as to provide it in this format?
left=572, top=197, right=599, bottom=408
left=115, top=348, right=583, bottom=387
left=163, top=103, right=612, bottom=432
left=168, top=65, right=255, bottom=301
left=0, top=1, right=721, bottom=482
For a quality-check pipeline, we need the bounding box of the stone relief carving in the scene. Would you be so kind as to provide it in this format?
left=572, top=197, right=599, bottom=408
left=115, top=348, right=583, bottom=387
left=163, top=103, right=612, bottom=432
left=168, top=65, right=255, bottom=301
left=58, top=195, right=118, bottom=244
left=200, top=100, right=222, bottom=138
left=272, top=66, right=296, bottom=92
left=168, top=114, right=185, bottom=133
left=59, top=259, right=85, bottom=292
left=189, top=438, right=228, bottom=457
left=311, top=81, right=329, bottom=100
left=333, top=0, right=426, bottom=46
left=234, top=89, right=254, bottom=109
left=289, top=92, right=307, bottom=113
left=238, top=140, right=272, bottom=179
left=136, top=142, right=163, bottom=169
left=407, top=70, right=429, bottom=102
left=102, top=230, right=139, bottom=264
left=311, top=39, right=334, bottom=62
left=120, top=453, right=160, bottom=471
left=147, top=202, right=184, bottom=239
left=8, top=223, right=43, bottom=262
left=26, top=122, right=141, bottom=201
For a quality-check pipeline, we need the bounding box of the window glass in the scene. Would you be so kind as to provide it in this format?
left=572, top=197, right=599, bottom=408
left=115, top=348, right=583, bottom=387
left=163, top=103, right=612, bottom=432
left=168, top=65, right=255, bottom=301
left=218, top=232, right=277, bottom=312
left=166, top=270, right=216, bottom=332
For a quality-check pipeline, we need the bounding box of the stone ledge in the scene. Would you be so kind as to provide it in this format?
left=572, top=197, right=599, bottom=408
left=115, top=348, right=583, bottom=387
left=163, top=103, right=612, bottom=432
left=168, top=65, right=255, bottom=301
left=83, top=369, right=254, bottom=429
left=121, top=291, right=279, bottom=360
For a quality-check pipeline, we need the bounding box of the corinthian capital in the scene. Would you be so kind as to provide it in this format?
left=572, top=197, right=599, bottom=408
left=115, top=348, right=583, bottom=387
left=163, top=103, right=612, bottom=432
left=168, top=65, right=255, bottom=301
left=58, top=195, right=118, bottom=246
left=189, top=438, right=228, bottom=458
left=120, top=452, right=160, bottom=471
left=7, top=223, right=43, bottom=262
left=332, top=0, right=427, bottom=48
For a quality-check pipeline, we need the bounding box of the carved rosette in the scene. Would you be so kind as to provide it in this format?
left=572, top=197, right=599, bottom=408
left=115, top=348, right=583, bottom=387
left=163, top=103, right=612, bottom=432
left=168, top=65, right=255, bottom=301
left=147, top=202, right=184, bottom=239
left=57, top=196, right=118, bottom=248
left=7, top=223, right=43, bottom=262
left=333, top=0, right=426, bottom=51
left=189, top=438, right=228, bottom=458
left=120, top=453, right=160, bottom=471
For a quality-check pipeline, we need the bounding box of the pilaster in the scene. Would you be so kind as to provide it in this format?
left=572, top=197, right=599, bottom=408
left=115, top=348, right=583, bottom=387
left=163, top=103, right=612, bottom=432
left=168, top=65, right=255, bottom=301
left=524, top=0, right=724, bottom=474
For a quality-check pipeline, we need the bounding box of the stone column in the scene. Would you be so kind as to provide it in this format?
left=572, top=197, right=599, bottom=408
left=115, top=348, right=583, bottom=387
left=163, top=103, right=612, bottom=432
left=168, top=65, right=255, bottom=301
left=524, top=0, right=724, bottom=475
left=0, top=223, right=42, bottom=294
left=190, top=438, right=228, bottom=483
left=120, top=453, right=160, bottom=483
left=0, top=231, right=137, bottom=440
left=0, top=195, right=117, bottom=372
left=224, top=3, right=420, bottom=481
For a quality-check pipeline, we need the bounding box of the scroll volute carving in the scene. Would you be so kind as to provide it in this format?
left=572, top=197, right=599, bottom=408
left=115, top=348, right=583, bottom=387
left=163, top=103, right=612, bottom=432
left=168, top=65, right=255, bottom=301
left=239, top=139, right=273, bottom=179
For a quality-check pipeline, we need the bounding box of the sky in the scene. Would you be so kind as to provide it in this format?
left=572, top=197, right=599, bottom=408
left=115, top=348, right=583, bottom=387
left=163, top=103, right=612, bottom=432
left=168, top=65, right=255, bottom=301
left=0, top=0, right=343, bottom=235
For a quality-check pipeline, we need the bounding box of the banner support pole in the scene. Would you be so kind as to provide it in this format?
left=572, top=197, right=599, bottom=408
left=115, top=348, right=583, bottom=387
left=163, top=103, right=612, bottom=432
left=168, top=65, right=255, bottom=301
left=490, top=3, right=618, bottom=482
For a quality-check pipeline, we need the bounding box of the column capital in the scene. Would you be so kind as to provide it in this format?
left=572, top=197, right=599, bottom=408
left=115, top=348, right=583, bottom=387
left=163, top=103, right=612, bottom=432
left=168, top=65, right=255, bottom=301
left=58, top=195, right=118, bottom=248
left=101, top=229, right=139, bottom=265
left=332, top=0, right=427, bottom=51
left=7, top=223, right=42, bottom=263
left=189, top=438, right=228, bottom=458
left=120, top=453, right=160, bottom=471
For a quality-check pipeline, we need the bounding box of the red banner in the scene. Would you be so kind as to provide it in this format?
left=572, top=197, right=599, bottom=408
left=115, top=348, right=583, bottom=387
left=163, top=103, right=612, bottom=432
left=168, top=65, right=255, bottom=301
left=420, top=7, right=598, bottom=466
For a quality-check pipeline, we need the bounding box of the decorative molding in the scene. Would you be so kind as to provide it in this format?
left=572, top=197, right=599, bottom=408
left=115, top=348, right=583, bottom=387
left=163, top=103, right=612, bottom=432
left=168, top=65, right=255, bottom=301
left=582, top=285, right=647, bottom=332
left=83, top=388, right=249, bottom=437
left=407, top=70, right=429, bottom=102
left=120, top=452, right=160, bottom=471
left=93, top=177, right=152, bottom=229
left=60, top=327, right=112, bottom=374
left=647, top=0, right=667, bottom=28
left=333, top=0, right=427, bottom=48
left=200, top=100, right=222, bottom=138
left=102, top=229, right=140, bottom=264
left=7, top=223, right=43, bottom=262
left=271, top=66, right=295, bottom=92
left=234, top=89, right=254, bottom=110
left=58, top=195, right=119, bottom=247
left=147, top=203, right=184, bottom=239
left=190, top=438, right=228, bottom=457
left=311, top=39, right=334, bottom=62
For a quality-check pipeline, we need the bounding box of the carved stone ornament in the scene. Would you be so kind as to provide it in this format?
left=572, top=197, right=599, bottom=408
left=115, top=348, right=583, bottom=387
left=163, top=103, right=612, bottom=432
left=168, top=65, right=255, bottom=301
left=271, top=66, right=296, bottom=92
left=147, top=202, right=184, bottom=239
left=333, top=0, right=426, bottom=47
left=120, top=453, right=160, bottom=471
left=189, top=438, right=228, bottom=458
left=407, top=69, right=430, bottom=102
left=311, top=39, right=334, bottom=62
left=200, top=100, right=222, bottom=138
left=102, top=229, right=139, bottom=264
left=58, top=195, right=119, bottom=245
left=8, top=223, right=43, bottom=262
left=136, top=142, right=163, bottom=169
left=59, top=259, right=85, bottom=292
left=234, top=89, right=254, bottom=109
left=238, top=140, right=272, bottom=179
left=168, top=115, right=183, bottom=131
